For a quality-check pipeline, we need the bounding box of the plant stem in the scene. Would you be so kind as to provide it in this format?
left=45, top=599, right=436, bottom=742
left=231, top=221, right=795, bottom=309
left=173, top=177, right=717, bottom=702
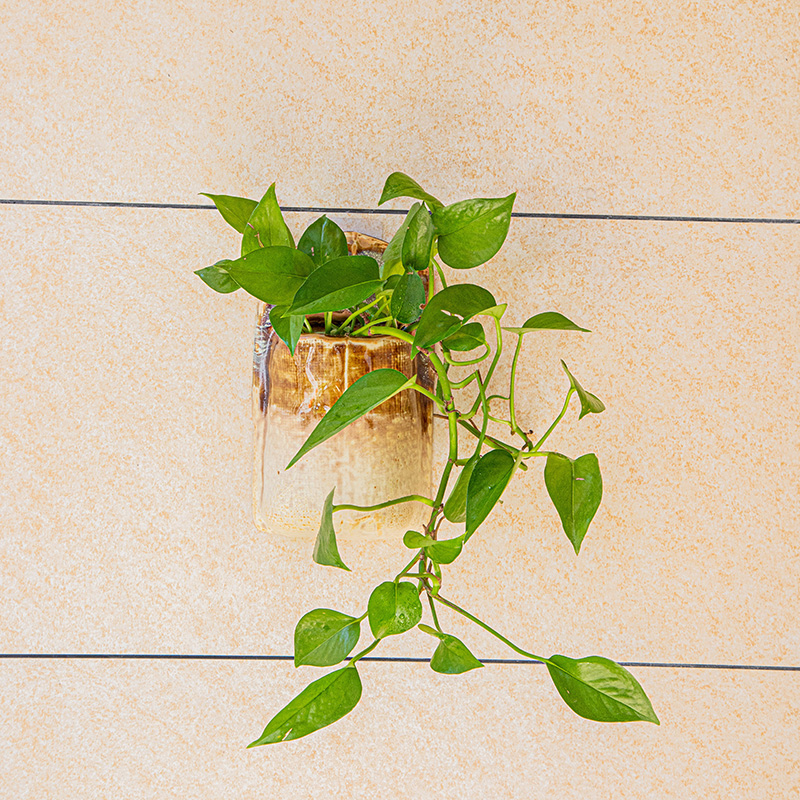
left=432, top=594, right=548, bottom=664
left=333, top=297, right=383, bottom=335
left=348, top=639, right=381, bottom=665
left=456, top=419, right=529, bottom=471
left=324, top=312, right=333, bottom=334
left=410, top=382, right=443, bottom=408
left=525, top=389, right=575, bottom=455
left=369, top=326, right=414, bottom=344
left=443, top=345, right=491, bottom=366
left=508, top=334, right=525, bottom=438
left=333, top=495, right=435, bottom=513
left=350, top=316, right=394, bottom=337
left=427, top=593, right=442, bottom=632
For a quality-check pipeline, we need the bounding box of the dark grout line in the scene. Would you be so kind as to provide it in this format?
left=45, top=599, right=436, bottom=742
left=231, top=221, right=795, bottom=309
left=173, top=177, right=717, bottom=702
left=0, top=198, right=798, bottom=224
left=1, top=654, right=798, bottom=671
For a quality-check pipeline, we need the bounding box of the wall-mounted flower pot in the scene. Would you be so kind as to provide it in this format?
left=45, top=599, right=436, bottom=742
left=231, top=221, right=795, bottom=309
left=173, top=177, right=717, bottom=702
left=252, top=233, right=435, bottom=539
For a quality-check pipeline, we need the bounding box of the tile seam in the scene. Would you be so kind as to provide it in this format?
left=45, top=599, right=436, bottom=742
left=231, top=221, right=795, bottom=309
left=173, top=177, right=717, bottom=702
left=1, top=198, right=798, bottom=224
left=0, top=654, right=798, bottom=671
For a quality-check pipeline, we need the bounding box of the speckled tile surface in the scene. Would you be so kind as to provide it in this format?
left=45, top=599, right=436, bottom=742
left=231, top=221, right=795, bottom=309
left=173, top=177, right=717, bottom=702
left=2, top=205, right=797, bottom=668
left=1, top=660, right=798, bottom=799
left=2, top=3, right=800, bottom=795
left=1, top=1, right=798, bottom=216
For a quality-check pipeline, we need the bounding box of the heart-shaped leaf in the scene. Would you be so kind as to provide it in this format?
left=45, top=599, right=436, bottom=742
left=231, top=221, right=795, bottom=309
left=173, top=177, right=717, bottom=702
left=195, top=260, right=240, bottom=294
left=382, top=203, right=421, bottom=277
left=297, top=215, right=348, bottom=267
left=402, top=204, right=435, bottom=272
left=413, top=284, right=497, bottom=352
left=544, top=453, right=602, bottom=554
left=269, top=305, right=304, bottom=355
left=241, top=183, right=294, bottom=255
left=368, top=581, right=423, bottom=638
left=402, top=530, right=464, bottom=565
left=390, top=272, right=426, bottom=324
left=288, top=369, right=416, bottom=468
left=503, top=311, right=590, bottom=335
left=248, top=665, right=363, bottom=746
left=443, top=455, right=478, bottom=523
left=546, top=655, right=659, bottom=724
left=442, top=322, right=486, bottom=352
left=378, top=172, right=443, bottom=209
left=432, top=193, right=515, bottom=269
left=561, top=361, right=606, bottom=419
left=313, top=488, right=349, bottom=571
left=288, top=256, right=382, bottom=316
left=465, top=449, right=516, bottom=539
left=226, top=246, right=314, bottom=306
left=420, top=628, right=484, bottom=675
left=294, top=609, right=361, bottom=667
left=201, top=193, right=257, bottom=234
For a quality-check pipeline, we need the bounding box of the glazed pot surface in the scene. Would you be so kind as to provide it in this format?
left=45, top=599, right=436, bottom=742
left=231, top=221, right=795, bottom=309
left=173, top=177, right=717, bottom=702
left=252, top=321, right=435, bottom=539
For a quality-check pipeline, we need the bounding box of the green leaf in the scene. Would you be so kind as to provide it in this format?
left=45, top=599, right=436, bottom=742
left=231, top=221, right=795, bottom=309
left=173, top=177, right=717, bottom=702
left=544, top=453, right=602, bottom=555
left=401, top=204, right=435, bottom=272
left=432, top=193, right=516, bottom=269
left=200, top=193, right=257, bottom=234
left=367, top=581, right=422, bottom=638
left=442, top=455, right=478, bottom=523
left=503, top=311, right=590, bottom=335
left=430, top=634, right=484, bottom=675
left=465, top=449, right=516, bottom=539
left=288, top=370, right=415, bottom=468
left=241, top=183, right=294, bottom=256
left=413, top=284, right=497, bottom=352
left=288, top=255, right=382, bottom=316
left=390, top=272, right=426, bottom=324
left=313, top=488, right=349, bottom=571
left=378, top=172, right=443, bottom=209
left=442, top=322, right=486, bottom=352
left=294, top=609, right=361, bottom=667
left=269, top=305, right=304, bottom=355
left=297, top=215, right=348, bottom=267
left=561, top=361, right=606, bottom=419
left=195, top=260, right=240, bottom=294
left=402, top=530, right=464, bottom=565
left=546, top=655, right=659, bottom=724
left=226, top=246, right=314, bottom=305
left=248, top=666, right=362, bottom=746
left=382, top=203, right=421, bottom=277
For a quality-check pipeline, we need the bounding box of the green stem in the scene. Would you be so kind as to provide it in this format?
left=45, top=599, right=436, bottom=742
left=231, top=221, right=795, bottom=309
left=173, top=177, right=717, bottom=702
left=351, top=316, right=394, bottom=337
left=508, top=334, right=524, bottom=437
left=369, top=326, right=414, bottom=344
left=443, top=345, right=491, bottom=366
left=395, top=553, right=423, bottom=580
left=456, top=419, right=528, bottom=470
left=333, top=495, right=435, bottom=513
left=333, top=297, right=383, bottom=335
left=450, top=370, right=481, bottom=391
left=433, top=595, right=548, bottom=663
left=427, top=593, right=442, bottom=632
left=410, top=382, right=444, bottom=408
left=433, top=259, right=448, bottom=289
left=348, top=639, right=381, bottom=665
left=525, top=389, right=574, bottom=455
left=324, top=312, right=333, bottom=335
left=303, top=318, right=313, bottom=333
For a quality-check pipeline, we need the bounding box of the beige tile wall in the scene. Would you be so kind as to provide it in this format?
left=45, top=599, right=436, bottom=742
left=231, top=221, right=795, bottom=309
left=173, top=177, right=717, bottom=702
left=2, top=2, right=798, bottom=798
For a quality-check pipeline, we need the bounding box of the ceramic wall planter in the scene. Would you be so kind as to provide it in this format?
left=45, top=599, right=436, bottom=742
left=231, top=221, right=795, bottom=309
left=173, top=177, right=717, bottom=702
left=252, top=233, right=435, bottom=539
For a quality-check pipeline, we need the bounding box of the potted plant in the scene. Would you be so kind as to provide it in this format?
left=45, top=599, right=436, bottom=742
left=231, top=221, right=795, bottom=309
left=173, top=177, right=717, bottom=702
left=197, top=172, right=660, bottom=746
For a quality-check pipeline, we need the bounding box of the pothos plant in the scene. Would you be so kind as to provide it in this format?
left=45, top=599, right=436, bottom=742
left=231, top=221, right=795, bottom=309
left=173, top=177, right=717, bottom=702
left=197, top=172, right=659, bottom=746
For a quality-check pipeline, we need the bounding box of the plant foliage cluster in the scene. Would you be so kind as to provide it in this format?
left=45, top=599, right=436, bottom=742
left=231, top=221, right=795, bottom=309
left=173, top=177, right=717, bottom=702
left=198, top=173, right=659, bottom=746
